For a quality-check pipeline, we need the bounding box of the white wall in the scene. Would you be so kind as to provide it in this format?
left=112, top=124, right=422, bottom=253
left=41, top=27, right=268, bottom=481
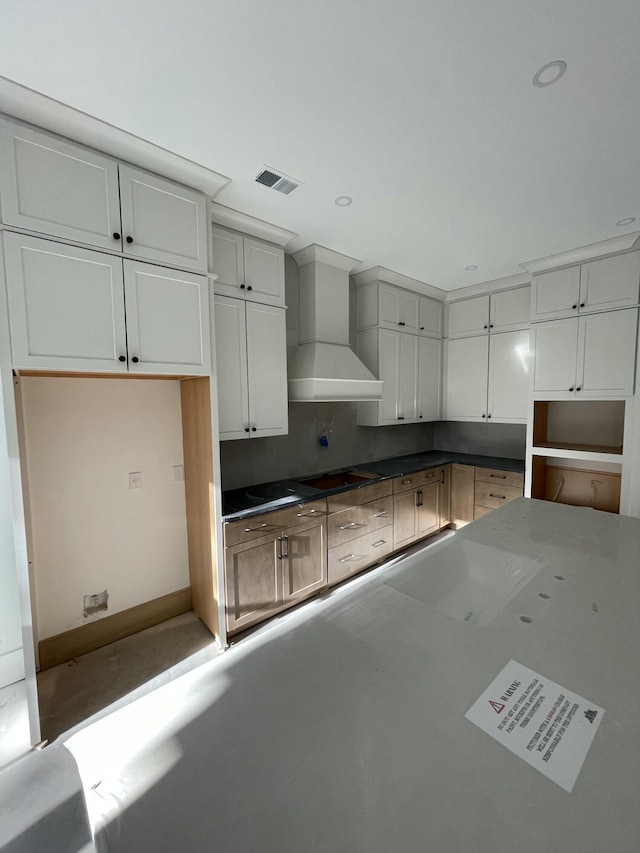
left=20, top=377, right=189, bottom=640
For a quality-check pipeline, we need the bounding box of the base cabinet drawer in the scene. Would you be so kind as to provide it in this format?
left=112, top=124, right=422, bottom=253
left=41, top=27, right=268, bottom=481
left=328, top=525, right=394, bottom=586
left=474, top=481, right=522, bottom=510
left=475, top=467, right=524, bottom=489
left=328, top=495, right=394, bottom=548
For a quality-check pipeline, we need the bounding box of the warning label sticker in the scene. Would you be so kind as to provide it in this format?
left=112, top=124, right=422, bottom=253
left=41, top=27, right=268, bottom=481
left=465, top=660, right=604, bottom=792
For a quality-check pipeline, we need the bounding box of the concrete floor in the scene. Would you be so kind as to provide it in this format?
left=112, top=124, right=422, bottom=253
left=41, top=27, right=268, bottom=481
left=37, top=611, right=219, bottom=743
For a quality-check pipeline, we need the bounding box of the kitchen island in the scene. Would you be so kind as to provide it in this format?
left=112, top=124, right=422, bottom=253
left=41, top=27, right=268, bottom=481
left=56, top=497, right=639, bottom=852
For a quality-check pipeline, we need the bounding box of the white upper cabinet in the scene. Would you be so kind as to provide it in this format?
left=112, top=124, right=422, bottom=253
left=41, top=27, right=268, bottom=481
left=122, top=260, right=211, bottom=375
left=356, top=328, right=420, bottom=425
left=487, top=330, right=531, bottom=423
left=119, top=166, right=208, bottom=272
left=531, top=254, right=639, bottom=322
left=4, top=232, right=127, bottom=372
left=490, top=286, right=531, bottom=332
left=0, top=118, right=122, bottom=252
left=532, top=308, right=637, bottom=399
left=444, top=331, right=529, bottom=423
left=419, top=296, right=443, bottom=338
left=443, top=336, right=489, bottom=420
left=211, top=226, right=285, bottom=307
left=3, top=232, right=210, bottom=375
left=379, top=284, right=420, bottom=333
left=418, top=337, right=442, bottom=421
left=0, top=118, right=207, bottom=272
left=445, top=294, right=490, bottom=338
left=214, top=295, right=288, bottom=439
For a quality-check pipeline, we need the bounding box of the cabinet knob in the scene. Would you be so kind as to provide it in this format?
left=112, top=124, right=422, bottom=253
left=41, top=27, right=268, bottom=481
left=244, top=427, right=250, bottom=433
left=397, top=416, right=405, bottom=420
left=481, top=414, right=486, bottom=418
left=484, top=324, right=488, bottom=329
left=569, top=386, right=574, bottom=392
left=247, top=285, right=253, bottom=291
left=251, top=426, right=257, bottom=432
left=487, top=414, right=492, bottom=419
left=239, top=284, right=246, bottom=289
left=118, top=355, right=126, bottom=362
left=576, top=386, right=581, bottom=392
left=398, top=321, right=405, bottom=326
left=419, top=414, right=423, bottom=419
left=131, top=356, right=139, bottom=363
left=420, top=326, right=425, bottom=330
left=572, top=304, right=577, bottom=310
left=126, top=235, right=134, bottom=244
left=490, top=323, right=494, bottom=328
left=580, top=302, right=585, bottom=308
left=113, top=232, right=121, bottom=241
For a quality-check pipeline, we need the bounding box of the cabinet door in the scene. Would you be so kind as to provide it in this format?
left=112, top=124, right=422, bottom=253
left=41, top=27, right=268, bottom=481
left=119, top=165, right=208, bottom=272
left=531, top=318, right=578, bottom=398
left=282, top=520, right=327, bottom=603
left=580, top=254, right=640, bottom=313
left=3, top=232, right=127, bottom=372
left=214, top=295, right=250, bottom=439
left=243, top=237, right=285, bottom=307
left=445, top=295, right=490, bottom=338
left=417, top=337, right=441, bottom=421
left=398, top=333, right=419, bottom=421
left=224, top=533, right=283, bottom=633
left=443, top=336, right=489, bottom=421
left=419, top=296, right=443, bottom=337
left=439, top=466, right=451, bottom=528
left=211, top=226, right=245, bottom=297
left=246, top=302, right=288, bottom=436
left=530, top=267, right=580, bottom=321
left=450, top=464, right=474, bottom=525
left=490, top=286, right=530, bottom=332
left=393, top=489, right=419, bottom=549
left=0, top=118, right=122, bottom=252
left=487, top=330, right=530, bottom=423
left=417, top=484, right=439, bottom=538
left=398, top=290, right=420, bottom=333
left=123, top=260, right=211, bottom=375
left=577, top=309, right=638, bottom=397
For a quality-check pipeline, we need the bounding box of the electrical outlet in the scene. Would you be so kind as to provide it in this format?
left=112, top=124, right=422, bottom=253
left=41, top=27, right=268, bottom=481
left=84, top=589, right=108, bottom=617
left=172, top=464, right=184, bottom=482
left=129, top=471, right=143, bottom=490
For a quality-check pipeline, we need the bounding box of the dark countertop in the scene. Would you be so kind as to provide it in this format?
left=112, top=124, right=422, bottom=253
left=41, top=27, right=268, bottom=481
left=221, top=450, right=525, bottom=522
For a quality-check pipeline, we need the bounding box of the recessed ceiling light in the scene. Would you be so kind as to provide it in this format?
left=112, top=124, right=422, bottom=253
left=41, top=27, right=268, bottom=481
left=532, top=60, right=567, bottom=88
left=465, top=264, right=478, bottom=271
left=616, top=217, right=636, bottom=227
left=335, top=196, right=353, bottom=206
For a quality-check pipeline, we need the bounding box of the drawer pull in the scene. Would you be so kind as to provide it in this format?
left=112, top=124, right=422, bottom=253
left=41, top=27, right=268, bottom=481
left=402, top=479, right=412, bottom=485
left=426, top=472, right=436, bottom=479
left=339, top=522, right=367, bottom=531
left=372, top=539, right=387, bottom=547
left=297, top=509, right=320, bottom=517
left=489, top=493, right=506, bottom=500
left=489, top=474, right=507, bottom=479
left=339, top=554, right=365, bottom=563
left=244, top=522, right=274, bottom=532
left=372, top=510, right=388, bottom=518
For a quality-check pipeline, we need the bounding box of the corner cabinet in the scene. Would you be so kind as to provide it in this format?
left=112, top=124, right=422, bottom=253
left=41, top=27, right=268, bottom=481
left=3, top=232, right=211, bottom=375
left=0, top=118, right=208, bottom=272
left=532, top=308, right=638, bottom=399
left=214, top=294, right=288, bottom=439
left=444, top=329, right=530, bottom=423
left=211, top=225, right=285, bottom=307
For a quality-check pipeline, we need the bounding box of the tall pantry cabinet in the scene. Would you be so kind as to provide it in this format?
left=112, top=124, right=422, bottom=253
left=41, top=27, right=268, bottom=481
left=0, top=112, right=226, bottom=733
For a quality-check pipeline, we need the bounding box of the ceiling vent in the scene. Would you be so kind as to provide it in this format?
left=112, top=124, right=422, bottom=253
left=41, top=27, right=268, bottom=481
left=255, top=167, right=301, bottom=195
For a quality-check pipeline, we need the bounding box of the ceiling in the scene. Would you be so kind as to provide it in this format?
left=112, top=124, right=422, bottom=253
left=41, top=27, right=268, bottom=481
left=1, top=0, right=639, bottom=291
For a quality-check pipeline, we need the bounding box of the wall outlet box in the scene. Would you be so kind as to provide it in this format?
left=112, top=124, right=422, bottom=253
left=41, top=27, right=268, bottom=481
left=129, top=471, right=143, bottom=490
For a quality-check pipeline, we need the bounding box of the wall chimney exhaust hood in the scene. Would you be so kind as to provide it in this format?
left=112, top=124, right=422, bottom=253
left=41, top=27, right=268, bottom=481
left=288, top=245, right=383, bottom=402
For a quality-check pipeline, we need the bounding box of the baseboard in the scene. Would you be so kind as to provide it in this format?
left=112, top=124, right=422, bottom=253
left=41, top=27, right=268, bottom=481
left=38, top=587, right=193, bottom=671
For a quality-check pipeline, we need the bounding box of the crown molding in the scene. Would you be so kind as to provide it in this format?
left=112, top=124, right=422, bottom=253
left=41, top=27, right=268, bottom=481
left=520, top=232, right=640, bottom=274
left=292, top=244, right=360, bottom=271
left=0, top=76, right=230, bottom=197
left=352, top=266, right=446, bottom=301
left=444, top=272, right=531, bottom=302
left=211, top=203, right=298, bottom=248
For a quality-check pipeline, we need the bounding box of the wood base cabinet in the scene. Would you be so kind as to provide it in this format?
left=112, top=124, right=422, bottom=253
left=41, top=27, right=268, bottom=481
left=392, top=468, right=444, bottom=549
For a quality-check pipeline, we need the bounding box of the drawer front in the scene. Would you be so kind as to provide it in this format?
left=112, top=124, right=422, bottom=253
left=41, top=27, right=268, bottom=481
left=224, top=499, right=327, bottom=547
left=392, top=468, right=443, bottom=494
left=474, top=481, right=522, bottom=509
left=328, top=525, right=394, bottom=586
left=328, top=495, right=394, bottom=548
left=327, top=478, right=392, bottom=512
left=475, top=467, right=524, bottom=489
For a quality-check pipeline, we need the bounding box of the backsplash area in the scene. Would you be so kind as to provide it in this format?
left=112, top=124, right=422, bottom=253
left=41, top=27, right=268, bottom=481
left=219, top=403, right=435, bottom=490
left=432, top=421, right=526, bottom=459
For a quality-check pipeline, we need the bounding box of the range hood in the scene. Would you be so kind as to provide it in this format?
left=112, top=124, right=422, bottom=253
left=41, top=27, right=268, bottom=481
left=288, top=245, right=383, bottom=402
